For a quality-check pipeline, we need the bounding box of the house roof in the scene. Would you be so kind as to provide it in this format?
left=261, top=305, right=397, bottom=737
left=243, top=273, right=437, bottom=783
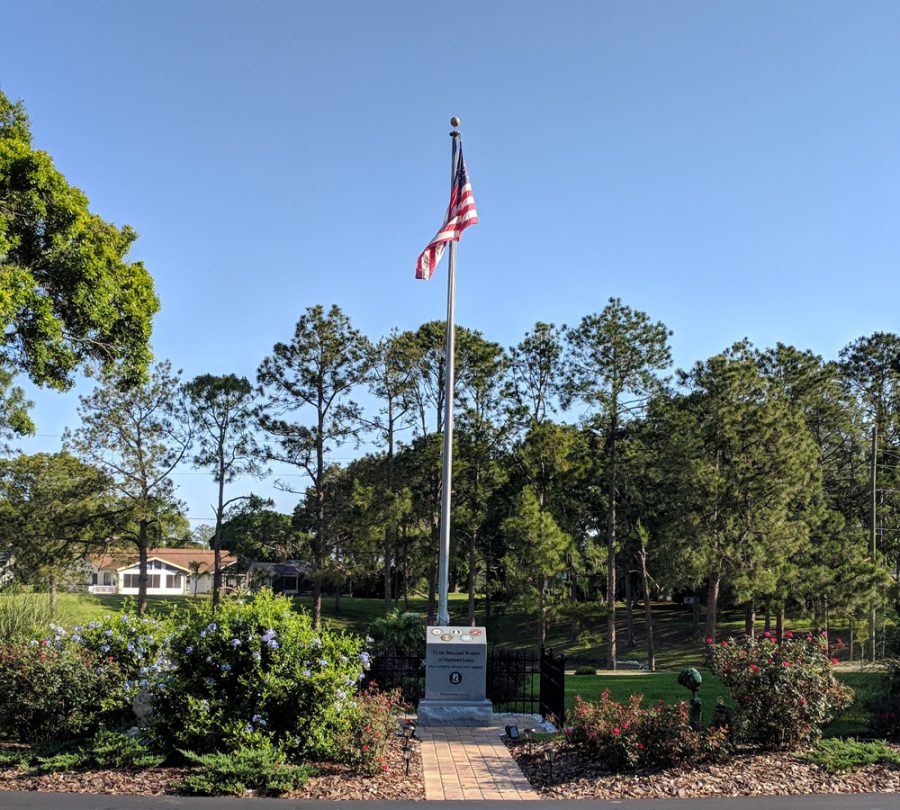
left=93, top=548, right=235, bottom=575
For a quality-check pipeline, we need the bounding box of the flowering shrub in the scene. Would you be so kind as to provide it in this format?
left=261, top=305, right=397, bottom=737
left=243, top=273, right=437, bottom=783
left=567, top=691, right=729, bottom=771
left=148, top=589, right=369, bottom=759
left=333, top=686, right=402, bottom=775
left=0, top=640, right=123, bottom=742
left=70, top=610, right=169, bottom=685
left=704, top=632, right=853, bottom=750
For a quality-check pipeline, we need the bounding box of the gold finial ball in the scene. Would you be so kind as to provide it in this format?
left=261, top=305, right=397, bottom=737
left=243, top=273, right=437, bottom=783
left=450, top=116, right=461, bottom=128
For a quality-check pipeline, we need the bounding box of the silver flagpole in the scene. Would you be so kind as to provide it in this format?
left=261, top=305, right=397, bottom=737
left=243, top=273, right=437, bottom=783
left=436, top=117, right=461, bottom=626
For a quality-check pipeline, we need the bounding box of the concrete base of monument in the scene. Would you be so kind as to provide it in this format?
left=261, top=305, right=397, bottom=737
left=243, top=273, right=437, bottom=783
left=416, top=698, right=494, bottom=726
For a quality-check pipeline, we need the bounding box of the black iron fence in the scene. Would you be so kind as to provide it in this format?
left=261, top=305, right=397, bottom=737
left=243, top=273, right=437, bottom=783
left=363, top=645, right=566, bottom=723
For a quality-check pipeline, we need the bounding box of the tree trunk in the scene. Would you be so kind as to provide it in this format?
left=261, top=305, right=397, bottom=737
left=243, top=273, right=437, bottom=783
left=744, top=603, right=756, bottom=638
left=775, top=603, right=785, bottom=643
left=763, top=598, right=771, bottom=633
left=606, top=413, right=618, bottom=670
left=704, top=570, right=720, bottom=642
left=383, top=527, right=393, bottom=610
left=638, top=539, right=655, bottom=672
left=625, top=571, right=635, bottom=648
left=212, top=451, right=225, bottom=609
left=467, top=530, right=477, bottom=626
left=691, top=599, right=700, bottom=636
left=48, top=573, right=57, bottom=619
left=138, top=522, right=149, bottom=614
left=539, top=578, right=547, bottom=644
left=427, top=557, right=437, bottom=624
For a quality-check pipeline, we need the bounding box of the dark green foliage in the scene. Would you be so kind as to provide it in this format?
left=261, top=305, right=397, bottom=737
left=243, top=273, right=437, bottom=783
left=573, top=665, right=597, bottom=676
left=177, top=744, right=312, bottom=796
left=90, top=728, right=165, bottom=768
left=367, top=608, right=425, bottom=656
left=0, top=640, right=124, bottom=743
left=801, top=738, right=900, bottom=773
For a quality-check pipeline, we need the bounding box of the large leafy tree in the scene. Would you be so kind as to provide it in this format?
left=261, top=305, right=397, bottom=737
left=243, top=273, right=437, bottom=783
left=185, top=373, right=262, bottom=606
left=65, top=361, right=191, bottom=612
left=838, top=332, right=900, bottom=657
left=220, top=497, right=299, bottom=561
left=502, top=486, right=577, bottom=643
left=507, top=321, right=564, bottom=429
left=256, top=304, right=369, bottom=627
left=563, top=298, right=672, bottom=668
left=668, top=342, right=819, bottom=641
left=362, top=330, right=419, bottom=607
left=453, top=335, right=509, bottom=624
left=0, top=91, right=157, bottom=391
left=0, top=451, right=113, bottom=613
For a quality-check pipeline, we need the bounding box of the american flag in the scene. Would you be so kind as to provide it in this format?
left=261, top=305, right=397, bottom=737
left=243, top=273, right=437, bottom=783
left=416, top=143, right=478, bottom=280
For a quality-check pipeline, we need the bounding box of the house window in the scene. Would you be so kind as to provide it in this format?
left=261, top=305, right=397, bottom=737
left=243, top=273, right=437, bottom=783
left=90, top=573, right=98, bottom=585
left=123, top=574, right=160, bottom=588
left=166, top=574, right=183, bottom=590
left=102, top=572, right=113, bottom=586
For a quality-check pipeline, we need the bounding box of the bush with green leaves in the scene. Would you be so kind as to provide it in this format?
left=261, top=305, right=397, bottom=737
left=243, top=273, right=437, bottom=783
left=178, top=744, right=312, bottom=796
left=573, top=665, right=597, bottom=676
left=333, top=686, right=402, bottom=775
left=801, top=738, right=900, bottom=773
left=566, top=690, right=729, bottom=771
left=149, top=589, right=368, bottom=758
left=704, top=631, right=854, bottom=750
left=0, top=640, right=124, bottom=743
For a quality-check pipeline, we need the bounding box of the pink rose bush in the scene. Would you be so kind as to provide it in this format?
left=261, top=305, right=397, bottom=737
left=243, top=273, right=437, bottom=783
left=567, top=689, right=729, bottom=770
left=704, top=632, right=853, bottom=750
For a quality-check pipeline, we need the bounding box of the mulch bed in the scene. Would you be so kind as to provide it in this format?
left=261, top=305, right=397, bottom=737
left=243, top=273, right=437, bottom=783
left=508, top=739, right=900, bottom=800
left=0, top=735, right=425, bottom=801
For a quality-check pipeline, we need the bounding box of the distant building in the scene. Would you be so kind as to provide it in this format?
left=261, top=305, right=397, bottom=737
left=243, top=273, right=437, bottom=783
left=223, top=559, right=311, bottom=595
left=86, top=548, right=236, bottom=596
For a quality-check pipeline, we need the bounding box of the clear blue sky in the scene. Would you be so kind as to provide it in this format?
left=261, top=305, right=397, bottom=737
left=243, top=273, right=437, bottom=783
left=4, top=1, right=900, bottom=525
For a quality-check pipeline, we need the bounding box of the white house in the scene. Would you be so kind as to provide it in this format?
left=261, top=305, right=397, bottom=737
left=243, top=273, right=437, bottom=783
left=87, top=548, right=235, bottom=596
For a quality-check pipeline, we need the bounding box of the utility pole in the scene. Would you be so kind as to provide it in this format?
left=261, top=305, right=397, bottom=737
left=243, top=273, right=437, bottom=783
left=869, top=425, right=877, bottom=663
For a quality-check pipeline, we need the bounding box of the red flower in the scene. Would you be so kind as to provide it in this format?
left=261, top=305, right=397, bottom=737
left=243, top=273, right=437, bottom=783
left=612, top=727, right=621, bottom=735
left=782, top=661, right=790, bottom=667
left=362, top=744, right=370, bottom=751
left=720, top=641, right=728, bottom=646
left=831, top=657, right=839, bottom=665
left=785, top=631, right=794, bottom=638
left=381, top=764, right=388, bottom=772
left=638, top=742, right=645, bottom=749
left=705, top=637, right=713, bottom=644
left=40, top=639, right=48, bottom=646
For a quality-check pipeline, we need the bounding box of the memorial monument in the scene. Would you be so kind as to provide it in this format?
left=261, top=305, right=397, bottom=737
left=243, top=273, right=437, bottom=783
left=417, top=625, right=493, bottom=726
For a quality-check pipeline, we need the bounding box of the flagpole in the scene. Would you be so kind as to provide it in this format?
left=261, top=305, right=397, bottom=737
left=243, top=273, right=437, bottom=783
left=436, top=117, right=460, bottom=626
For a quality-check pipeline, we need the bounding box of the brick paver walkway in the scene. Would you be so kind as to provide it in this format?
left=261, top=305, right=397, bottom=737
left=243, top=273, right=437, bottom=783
left=418, top=726, right=539, bottom=800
